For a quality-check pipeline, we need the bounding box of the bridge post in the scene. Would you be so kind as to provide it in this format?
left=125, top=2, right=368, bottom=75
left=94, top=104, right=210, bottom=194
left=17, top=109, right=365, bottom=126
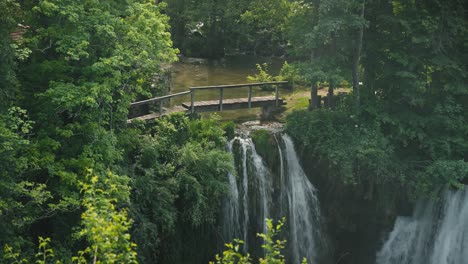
left=248, top=86, right=252, bottom=108
left=275, top=84, right=279, bottom=107
left=190, top=89, right=195, bottom=114
left=159, top=100, right=163, bottom=116
left=219, top=88, right=223, bottom=111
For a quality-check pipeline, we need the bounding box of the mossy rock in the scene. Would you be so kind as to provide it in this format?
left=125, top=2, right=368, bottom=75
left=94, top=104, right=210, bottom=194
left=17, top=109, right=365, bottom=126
left=250, top=129, right=281, bottom=176
left=221, top=121, right=235, bottom=140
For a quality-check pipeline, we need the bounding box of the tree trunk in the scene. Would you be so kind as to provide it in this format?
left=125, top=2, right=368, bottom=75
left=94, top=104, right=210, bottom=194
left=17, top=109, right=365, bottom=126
left=309, top=48, right=319, bottom=109
left=310, top=82, right=319, bottom=109
left=328, top=82, right=334, bottom=109
left=352, top=0, right=366, bottom=111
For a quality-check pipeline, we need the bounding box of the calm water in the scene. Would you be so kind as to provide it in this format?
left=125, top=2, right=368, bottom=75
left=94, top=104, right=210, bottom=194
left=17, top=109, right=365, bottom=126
left=169, top=55, right=286, bottom=121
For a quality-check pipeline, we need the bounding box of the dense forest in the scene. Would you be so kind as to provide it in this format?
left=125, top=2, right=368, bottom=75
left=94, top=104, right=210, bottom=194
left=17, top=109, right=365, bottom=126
left=0, top=0, right=467, bottom=263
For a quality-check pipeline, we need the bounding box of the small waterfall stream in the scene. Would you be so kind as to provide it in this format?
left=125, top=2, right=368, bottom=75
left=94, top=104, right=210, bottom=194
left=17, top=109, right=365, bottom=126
left=222, top=131, right=323, bottom=263
left=224, top=136, right=273, bottom=250
left=376, top=186, right=468, bottom=264
left=222, top=141, right=240, bottom=243
left=281, top=134, right=322, bottom=263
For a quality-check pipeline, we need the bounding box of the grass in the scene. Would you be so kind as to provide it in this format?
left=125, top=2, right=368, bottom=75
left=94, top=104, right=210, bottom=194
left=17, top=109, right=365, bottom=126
left=201, top=85, right=351, bottom=123
left=277, top=86, right=351, bottom=122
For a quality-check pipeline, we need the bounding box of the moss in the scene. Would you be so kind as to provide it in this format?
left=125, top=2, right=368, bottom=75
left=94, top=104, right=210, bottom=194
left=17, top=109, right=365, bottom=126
left=250, top=129, right=271, bottom=153
left=250, top=129, right=280, bottom=176
left=221, top=121, right=235, bottom=140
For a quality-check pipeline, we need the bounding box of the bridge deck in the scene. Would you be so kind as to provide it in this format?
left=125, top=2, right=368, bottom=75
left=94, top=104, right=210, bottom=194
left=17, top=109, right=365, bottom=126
left=128, top=81, right=289, bottom=123
left=182, top=96, right=284, bottom=112
left=127, top=106, right=186, bottom=123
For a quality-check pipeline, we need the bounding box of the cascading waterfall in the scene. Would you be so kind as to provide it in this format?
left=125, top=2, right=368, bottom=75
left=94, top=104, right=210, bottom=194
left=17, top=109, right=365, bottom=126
left=222, top=141, right=240, bottom=243
left=240, top=139, right=250, bottom=248
left=223, top=132, right=322, bottom=263
left=280, top=134, right=322, bottom=264
left=223, top=136, right=273, bottom=251
left=376, top=186, right=468, bottom=264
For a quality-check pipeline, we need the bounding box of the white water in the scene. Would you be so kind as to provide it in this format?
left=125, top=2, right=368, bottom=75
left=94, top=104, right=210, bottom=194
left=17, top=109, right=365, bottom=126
left=281, top=134, right=321, bottom=264
left=241, top=138, right=250, bottom=249
left=223, top=133, right=321, bottom=263
left=377, top=187, right=468, bottom=264
left=224, top=136, right=273, bottom=251
left=222, top=140, right=240, bottom=243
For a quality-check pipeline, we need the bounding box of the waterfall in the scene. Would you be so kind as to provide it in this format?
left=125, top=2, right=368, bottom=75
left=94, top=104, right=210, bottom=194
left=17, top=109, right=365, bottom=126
left=223, top=132, right=322, bottom=263
left=240, top=138, right=250, bottom=249
left=376, top=187, right=468, bottom=264
left=224, top=136, right=273, bottom=251
left=281, top=134, right=322, bottom=263
left=222, top=140, right=240, bottom=243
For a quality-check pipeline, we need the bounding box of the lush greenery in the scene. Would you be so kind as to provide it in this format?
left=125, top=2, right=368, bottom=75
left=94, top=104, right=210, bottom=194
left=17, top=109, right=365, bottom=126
left=283, top=1, right=467, bottom=262
left=0, top=0, right=234, bottom=263
left=165, top=0, right=292, bottom=57
left=1, top=0, right=467, bottom=263
left=122, top=114, right=233, bottom=262
left=284, top=0, right=468, bottom=196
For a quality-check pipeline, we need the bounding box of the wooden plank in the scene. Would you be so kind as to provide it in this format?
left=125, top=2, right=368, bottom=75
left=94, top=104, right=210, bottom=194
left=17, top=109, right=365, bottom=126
left=275, top=84, right=279, bottom=107
left=128, top=81, right=291, bottom=120
left=127, top=106, right=187, bottom=123
left=219, top=88, right=224, bottom=112
left=190, top=89, right=195, bottom=114
left=190, top=81, right=288, bottom=90
left=130, top=82, right=289, bottom=107
left=131, top=90, right=191, bottom=106
left=127, top=112, right=161, bottom=123
left=183, top=96, right=276, bottom=107
left=181, top=96, right=285, bottom=112
left=219, top=88, right=223, bottom=111
left=248, top=86, right=252, bottom=108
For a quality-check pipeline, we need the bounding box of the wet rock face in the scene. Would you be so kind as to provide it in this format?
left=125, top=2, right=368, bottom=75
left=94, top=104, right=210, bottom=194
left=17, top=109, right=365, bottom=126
left=289, top=136, right=404, bottom=264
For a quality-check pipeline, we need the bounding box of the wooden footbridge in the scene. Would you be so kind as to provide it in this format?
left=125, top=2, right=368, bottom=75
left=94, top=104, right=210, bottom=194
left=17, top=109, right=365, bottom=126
left=128, top=81, right=288, bottom=122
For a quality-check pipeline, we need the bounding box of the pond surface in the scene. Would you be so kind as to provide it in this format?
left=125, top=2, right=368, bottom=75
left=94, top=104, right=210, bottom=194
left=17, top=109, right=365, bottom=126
left=169, top=55, right=287, bottom=121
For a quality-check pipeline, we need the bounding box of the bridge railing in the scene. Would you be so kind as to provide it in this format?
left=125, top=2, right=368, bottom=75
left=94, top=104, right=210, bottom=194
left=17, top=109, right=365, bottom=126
left=130, top=81, right=288, bottom=115
left=130, top=90, right=191, bottom=116
left=189, top=81, right=288, bottom=113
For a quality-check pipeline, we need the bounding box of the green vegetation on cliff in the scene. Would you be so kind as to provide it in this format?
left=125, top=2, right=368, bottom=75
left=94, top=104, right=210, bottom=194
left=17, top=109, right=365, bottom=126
left=285, top=0, right=468, bottom=196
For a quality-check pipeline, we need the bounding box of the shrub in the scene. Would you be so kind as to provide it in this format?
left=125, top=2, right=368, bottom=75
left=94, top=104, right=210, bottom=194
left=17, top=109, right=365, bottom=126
left=247, top=63, right=275, bottom=91
left=211, top=218, right=307, bottom=264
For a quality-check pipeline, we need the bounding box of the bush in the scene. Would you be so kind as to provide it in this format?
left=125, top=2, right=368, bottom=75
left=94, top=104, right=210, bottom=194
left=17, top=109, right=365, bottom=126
left=210, top=218, right=307, bottom=264
left=124, top=113, right=234, bottom=262
left=247, top=63, right=275, bottom=91
left=221, top=121, right=236, bottom=140
left=277, top=61, right=304, bottom=88
left=285, top=109, right=397, bottom=186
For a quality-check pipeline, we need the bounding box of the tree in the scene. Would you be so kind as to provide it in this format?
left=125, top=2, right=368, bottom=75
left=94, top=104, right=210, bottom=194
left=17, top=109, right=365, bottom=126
left=286, top=0, right=468, bottom=195
left=283, top=0, right=366, bottom=109
left=0, top=0, right=23, bottom=110
left=240, top=0, right=292, bottom=56
left=74, top=170, right=137, bottom=264
left=0, top=107, right=51, bottom=249
left=3, top=170, right=138, bottom=264
left=1, top=0, right=178, bottom=257
left=165, top=0, right=292, bottom=57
